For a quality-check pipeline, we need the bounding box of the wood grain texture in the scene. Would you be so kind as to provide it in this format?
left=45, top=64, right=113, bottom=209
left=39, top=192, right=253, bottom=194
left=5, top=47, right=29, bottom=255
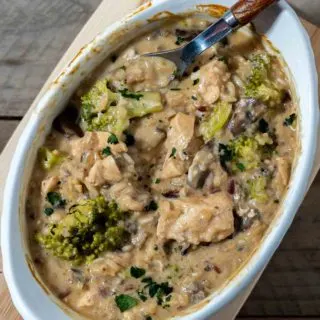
left=0, top=121, right=20, bottom=152
left=231, top=0, right=276, bottom=25
left=0, top=1, right=320, bottom=319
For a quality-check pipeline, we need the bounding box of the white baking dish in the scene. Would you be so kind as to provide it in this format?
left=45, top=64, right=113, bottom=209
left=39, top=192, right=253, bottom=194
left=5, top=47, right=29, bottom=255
left=1, top=0, right=319, bottom=319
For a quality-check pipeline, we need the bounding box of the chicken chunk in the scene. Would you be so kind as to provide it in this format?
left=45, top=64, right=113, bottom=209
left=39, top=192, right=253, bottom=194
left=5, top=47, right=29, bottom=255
left=86, top=156, right=122, bottom=186
left=197, top=59, right=230, bottom=105
left=133, top=122, right=165, bottom=151
left=41, top=176, right=60, bottom=195
left=161, top=157, right=185, bottom=180
left=125, top=56, right=176, bottom=91
left=109, top=180, right=150, bottom=211
left=165, top=112, right=195, bottom=158
left=157, top=192, right=234, bottom=245
left=70, top=131, right=127, bottom=160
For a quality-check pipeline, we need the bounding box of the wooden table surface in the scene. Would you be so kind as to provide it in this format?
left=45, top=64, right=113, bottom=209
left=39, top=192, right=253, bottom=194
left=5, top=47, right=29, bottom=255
left=0, top=1, right=320, bottom=319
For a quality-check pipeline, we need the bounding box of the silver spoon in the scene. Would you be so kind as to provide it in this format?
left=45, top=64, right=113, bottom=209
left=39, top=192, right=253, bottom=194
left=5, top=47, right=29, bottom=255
left=145, top=0, right=276, bottom=77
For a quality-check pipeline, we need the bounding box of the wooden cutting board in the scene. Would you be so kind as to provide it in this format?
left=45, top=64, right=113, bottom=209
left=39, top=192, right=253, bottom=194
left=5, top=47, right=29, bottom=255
left=0, top=0, right=319, bottom=319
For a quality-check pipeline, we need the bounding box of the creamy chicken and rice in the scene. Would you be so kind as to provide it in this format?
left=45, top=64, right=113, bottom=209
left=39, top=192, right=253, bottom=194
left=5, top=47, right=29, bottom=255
left=26, top=17, right=298, bottom=320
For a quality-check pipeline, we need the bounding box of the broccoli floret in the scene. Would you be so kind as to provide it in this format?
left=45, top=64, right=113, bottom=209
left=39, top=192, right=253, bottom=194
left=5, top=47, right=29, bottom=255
left=200, top=101, right=232, bottom=141
left=80, top=80, right=163, bottom=135
left=231, top=136, right=261, bottom=171
left=221, top=134, right=275, bottom=172
left=39, top=147, right=64, bottom=170
left=36, top=196, right=128, bottom=264
left=247, top=176, right=269, bottom=203
left=244, top=53, right=284, bottom=106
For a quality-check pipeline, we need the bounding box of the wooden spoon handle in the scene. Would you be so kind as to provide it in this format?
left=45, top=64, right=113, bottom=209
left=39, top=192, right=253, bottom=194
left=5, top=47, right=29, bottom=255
left=231, top=0, right=277, bottom=25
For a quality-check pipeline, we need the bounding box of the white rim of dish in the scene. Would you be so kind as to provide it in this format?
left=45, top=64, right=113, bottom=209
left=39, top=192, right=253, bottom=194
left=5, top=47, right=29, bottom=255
left=1, top=1, right=319, bottom=319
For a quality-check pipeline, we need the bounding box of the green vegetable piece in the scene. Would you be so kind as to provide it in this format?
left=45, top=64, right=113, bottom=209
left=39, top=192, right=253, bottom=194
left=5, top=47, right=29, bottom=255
left=154, top=178, right=160, bottom=184
left=46, top=192, right=66, bottom=208
left=102, top=146, right=111, bottom=157
left=236, top=163, right=246, bottom=172
left=244, top=53, right=284, bottom=106
left=108, top=133, right=119, bottom=144
left=169, top=147, right=177, bottom=158
left=36, top=196, right=127, bottom=264
left=119, top=88, right=143, bottom=100
left=80, top=79, right=163, bottom=135
left=145, top=200, right=158, bottom=212
left=81, top=79, right=118, bottom=115
left=175, top=36, right=185, bottom=45
left=284, top=113, right=297, bottom=127
left=248, top=176, right=269, bottom=203
left=231, top=136, right=260, bottom=171
left=43, top=207, right=54, bottom=216
left=191, top=95, right=198, bottom=101
left=193, top=79, right=199, bottom=85
left=125, top=92, right=163, bottom=118
left=199, top=101, right=232, bottom=141
left=39, top=147, right=64, bottom=170
left=137, top=290, right=148, bottom=302
left=130, top=266, right=146, bottom=278
left=115, top=294, right=139, bottom=312
left=145, top=316, right=153, bottom=320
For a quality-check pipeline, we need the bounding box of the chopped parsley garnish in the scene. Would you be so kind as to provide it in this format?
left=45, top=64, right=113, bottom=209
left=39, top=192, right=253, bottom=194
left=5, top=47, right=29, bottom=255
left=170, top=147, right=177, bottom=158
left=46, top=192, right=66, bottom=208
left=236, top=162, right=245, bottom=172
left=258, top=118, right=269, bottom=133
left=43, top=207, right=54, bottom=216
left=145, top=316, right=153, bottom=320
left=130, top=266, right=146, bottom=279
left=119, top=88, right=143, bottom=100
left=283, top=113, right=297, bottom=127
left=191, top=95, right=197, bottom=100
left=170, top=88, right=181, bottom=91
left=115, top=294, right=139, bottom=312
left=193, top=78, right=199, bottom=85
left=124, top=131, right=135, bottom=146
left=102, top=146, right=111, bottom=156
left=172, top=70, right=178, bottom=78
left=108, top=133, right=119, bottom=144
left=137, top=290, right=147, bottom=302
left=175, top=36, right=186, bottom=45
left=142, top=277, right=173, bottom=306
left=154, top=178, right=160, bottom=184
left=219, top=143, right=233, bottom=169
left=218, top=56, right=227, bottom=63
left=145, top=200, right=158, bottom=212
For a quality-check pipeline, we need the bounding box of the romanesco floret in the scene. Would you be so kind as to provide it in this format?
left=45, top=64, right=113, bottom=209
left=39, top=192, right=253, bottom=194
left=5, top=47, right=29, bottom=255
left=80, top=79, right=163, bottom=135
left=200, top=101, right=232, bottom=141
left=36, top=196, right=128, bottom=264
left=247, top=175, right=269, bottom=203
left=244, top=53, right=284, bottom=106
left=39, top=147, right=64, bottom=170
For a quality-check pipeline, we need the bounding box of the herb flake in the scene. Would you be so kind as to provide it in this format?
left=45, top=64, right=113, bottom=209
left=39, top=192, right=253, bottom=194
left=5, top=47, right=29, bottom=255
left=102, top=146, right=111, bottom=156
left=170, top=147, right=177, bottom=158
left=43, top=207, right=54, bottom=216
left=193, top=78, right=199, bottom=85
left=175, top=36, right=185, bottom=45
left=119, top=88, right=143, bottom=100
left=108, top=133, right=119, bottom=144
left=145, top=200, right=158, bottom=212
left=130, top=266, right=146, bottom=279
left=284, top=113, right=297, bottom=127
left=46, top=192, right=66, bottom=208
left=115, top=294, right=139, bottom=312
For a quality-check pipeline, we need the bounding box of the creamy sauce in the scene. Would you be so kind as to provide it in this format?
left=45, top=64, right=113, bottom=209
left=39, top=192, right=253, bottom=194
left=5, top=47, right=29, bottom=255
left=26, top=17, right=298, bottom=320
